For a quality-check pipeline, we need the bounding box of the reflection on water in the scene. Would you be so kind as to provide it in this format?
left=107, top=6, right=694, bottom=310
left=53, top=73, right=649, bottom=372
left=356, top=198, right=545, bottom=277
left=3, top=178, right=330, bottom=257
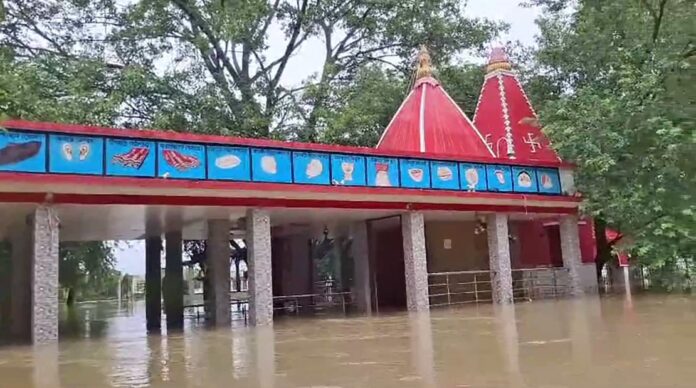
left=1, top=295, right=696, bottom=387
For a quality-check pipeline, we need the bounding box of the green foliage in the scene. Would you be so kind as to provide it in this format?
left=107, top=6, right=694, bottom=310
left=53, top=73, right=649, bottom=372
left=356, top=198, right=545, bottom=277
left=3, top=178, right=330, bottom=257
left=529, top=0, right=696, bottom=263
left=60, top=241, right=119, bottom=302
left=0, top=0, right=502, bottom=139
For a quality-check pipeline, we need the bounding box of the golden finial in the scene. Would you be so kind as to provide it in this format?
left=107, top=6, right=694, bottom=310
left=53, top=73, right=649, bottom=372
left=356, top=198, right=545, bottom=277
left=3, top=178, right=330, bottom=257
left=486, top=47, right=512, bottom=73
left=416, top=45, right=433, bottom=80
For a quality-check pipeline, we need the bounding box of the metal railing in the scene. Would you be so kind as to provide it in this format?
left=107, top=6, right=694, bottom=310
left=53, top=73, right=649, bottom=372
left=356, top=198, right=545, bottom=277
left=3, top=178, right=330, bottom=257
left=183, top=291, right=353, bottom=321
left=428, top=267, right=570, bottom=307
left=511, top=267, right=570, bottom=301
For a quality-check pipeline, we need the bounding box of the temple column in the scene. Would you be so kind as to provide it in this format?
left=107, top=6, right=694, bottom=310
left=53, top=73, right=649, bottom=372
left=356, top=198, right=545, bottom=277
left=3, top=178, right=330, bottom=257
left=560, top=215, right=584, bottom=296
left=164, top=231, right=184, bottom=329
left=487, top=213, right=513, bottom=304
left=30, top=206, right=60, bottom=344
left=145, top=237, right=162, bottom=332
left=350, top=221, right=371, bottom=314
left=207, top=219, right=231, bottom=326
left=10, top=220, right=31, bottom=341
left=402, top=212, right=429, bottom=312
left=247, top=209, right=273, bottom=326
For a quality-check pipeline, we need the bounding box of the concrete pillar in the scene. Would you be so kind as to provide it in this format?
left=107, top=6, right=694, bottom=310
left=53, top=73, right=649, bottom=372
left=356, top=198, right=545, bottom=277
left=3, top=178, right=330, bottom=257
left=247, top=209, right=273, bottom=326
left=145, top=237, right=162, bottom=331
left=487, top=213, right=513, bottom=304
left=164, top=231, right=184, bottom=329
left=208, top=219, right=231, bottom=326
left=350, top=221, right=372, bottom=314
left=31, top=206, right=60, bottom=345
left=10, top=222, right=31, bottom=341
left=402, top=212, right=429, bottom=312
left=559, top=215, right=584, bottom=296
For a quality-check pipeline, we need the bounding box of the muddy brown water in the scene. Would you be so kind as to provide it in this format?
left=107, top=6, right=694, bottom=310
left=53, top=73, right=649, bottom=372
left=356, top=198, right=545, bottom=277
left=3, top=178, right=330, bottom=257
left=1, top=294, right=695, bottom=387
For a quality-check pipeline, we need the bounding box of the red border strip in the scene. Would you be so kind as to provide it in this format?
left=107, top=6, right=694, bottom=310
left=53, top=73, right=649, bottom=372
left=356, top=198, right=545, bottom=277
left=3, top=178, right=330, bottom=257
left=0, top=192, right=578, bottom=214
left=1, top=119, right=575, bottom=168
left=0, top=172, right=581, bottom=204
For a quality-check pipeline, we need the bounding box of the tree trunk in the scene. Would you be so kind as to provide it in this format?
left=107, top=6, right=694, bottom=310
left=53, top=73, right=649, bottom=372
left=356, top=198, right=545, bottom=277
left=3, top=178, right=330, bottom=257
left=66, top=287, right=75, bottom=306
left=594, top=218, right=613, bottom=280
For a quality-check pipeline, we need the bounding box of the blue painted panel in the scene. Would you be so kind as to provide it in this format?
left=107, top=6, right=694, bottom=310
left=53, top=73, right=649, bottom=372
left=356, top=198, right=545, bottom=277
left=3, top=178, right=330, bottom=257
left=536, top=168, right=561, bottom=194
left=486, top=165, right=513, bottom=192
left=292, top=152, right=330, bottom=185
left=251, top=148, right=292, bottom=183
left=207, top=146, right=251, bottom=181
left=512, top=167, right=538, bottom=193
left=157, top=142, right=205, bottom=179
left=0, top=131, right=46, bottom=173
left=330, top=154, right=366, bottom=186
left=430, top=161, right=459, bottom=190
left=105, top=139, right=155, bottom=177
left=49, top=134, right=103, bottom=175
left=366, top=157, right=399, bottom=187
left=459, top=163, right=488, bottom=191
left=400, top=159, right=430, bottom=189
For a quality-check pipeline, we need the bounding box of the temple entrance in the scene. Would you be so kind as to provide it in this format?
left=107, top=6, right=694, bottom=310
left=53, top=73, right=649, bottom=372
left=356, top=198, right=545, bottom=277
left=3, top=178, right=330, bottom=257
left=368, top=216, right=407, bottom=312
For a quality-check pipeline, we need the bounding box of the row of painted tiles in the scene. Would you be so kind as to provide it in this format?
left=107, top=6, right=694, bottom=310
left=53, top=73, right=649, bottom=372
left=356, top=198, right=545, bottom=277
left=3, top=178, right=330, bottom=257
left=0, top=131, right=561, bottom=194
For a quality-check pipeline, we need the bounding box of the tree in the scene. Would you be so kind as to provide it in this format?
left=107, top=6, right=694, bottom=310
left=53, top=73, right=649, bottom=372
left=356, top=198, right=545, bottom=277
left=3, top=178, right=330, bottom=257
left=1, top=0, right=503, bottom=139
left=527, top=0, right=695, bottom=272
left=59, top=241, right=118, bottom=304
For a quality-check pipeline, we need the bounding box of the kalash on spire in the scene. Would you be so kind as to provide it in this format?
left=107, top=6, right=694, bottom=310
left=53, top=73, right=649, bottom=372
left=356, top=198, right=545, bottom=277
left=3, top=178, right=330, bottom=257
left=376, top=46, right=495, bottom=159
left=473, top=46, right=561, bottom=162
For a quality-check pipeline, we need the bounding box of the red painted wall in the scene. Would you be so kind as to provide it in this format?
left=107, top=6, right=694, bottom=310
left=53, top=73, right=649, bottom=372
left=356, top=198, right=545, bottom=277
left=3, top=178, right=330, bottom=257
left=517, top=219, right=597, bottom=267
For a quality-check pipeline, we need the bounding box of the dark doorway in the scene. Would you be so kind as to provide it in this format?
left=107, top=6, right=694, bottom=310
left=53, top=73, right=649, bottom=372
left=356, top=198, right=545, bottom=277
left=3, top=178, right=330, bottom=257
left=368, top=216, right=407, bottom=311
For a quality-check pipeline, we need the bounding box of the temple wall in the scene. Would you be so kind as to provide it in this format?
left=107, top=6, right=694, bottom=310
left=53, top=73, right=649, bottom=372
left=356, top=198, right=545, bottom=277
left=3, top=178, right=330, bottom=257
left=425, top=221, right=489, bottom=273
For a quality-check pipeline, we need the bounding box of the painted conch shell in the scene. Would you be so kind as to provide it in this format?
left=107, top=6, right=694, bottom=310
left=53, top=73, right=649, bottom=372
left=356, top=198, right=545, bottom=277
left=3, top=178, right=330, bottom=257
left=306, top=158, right=323, bottom=178
left=261, top=155, right=277, bottom=174
left=215, top=154, right=241, bottom=169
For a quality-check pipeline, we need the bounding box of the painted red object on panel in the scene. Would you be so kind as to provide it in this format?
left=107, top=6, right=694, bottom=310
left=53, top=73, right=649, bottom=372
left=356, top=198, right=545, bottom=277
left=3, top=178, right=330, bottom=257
left=162, top=150, right=200, bottom=171
left=473, top=47, right=561, bottom=163
left=113, top=147, right=149, bottom=169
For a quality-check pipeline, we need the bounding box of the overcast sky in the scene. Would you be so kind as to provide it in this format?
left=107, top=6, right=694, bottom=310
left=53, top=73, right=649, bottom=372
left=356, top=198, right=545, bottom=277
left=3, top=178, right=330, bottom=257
left=115, top=0, right=542, bottom=276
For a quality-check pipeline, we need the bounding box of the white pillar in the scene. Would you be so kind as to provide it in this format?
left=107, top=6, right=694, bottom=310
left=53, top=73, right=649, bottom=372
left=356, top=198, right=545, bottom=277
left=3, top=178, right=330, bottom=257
left=487, top=213, right=513, bottom=304
left=208, top=219, right=231, bottom=326
left=247, top=209, right=273, bottom=326
left=559, top=215, right=584, bottom=296
left=31, top=206, right=60, bottom=344
left=350, top=221, right=371, bottom=314
left=402, top=212, right=429, bottom=312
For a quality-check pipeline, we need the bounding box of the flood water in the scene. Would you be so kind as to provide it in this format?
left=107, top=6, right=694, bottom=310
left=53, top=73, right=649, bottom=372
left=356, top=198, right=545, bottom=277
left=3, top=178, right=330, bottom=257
left=1, top=294, right=695, bottom=387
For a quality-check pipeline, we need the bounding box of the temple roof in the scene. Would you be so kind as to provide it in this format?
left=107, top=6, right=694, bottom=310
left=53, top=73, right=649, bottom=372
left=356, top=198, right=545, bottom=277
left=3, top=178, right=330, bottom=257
left=473, top=47, right=561, bottom=163
left=376, top=47, right=495, bottom=158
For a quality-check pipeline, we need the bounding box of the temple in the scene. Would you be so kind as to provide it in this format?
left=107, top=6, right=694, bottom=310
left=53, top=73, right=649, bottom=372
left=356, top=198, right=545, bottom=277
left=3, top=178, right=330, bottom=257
left=0, top=46, right=599, bottom=345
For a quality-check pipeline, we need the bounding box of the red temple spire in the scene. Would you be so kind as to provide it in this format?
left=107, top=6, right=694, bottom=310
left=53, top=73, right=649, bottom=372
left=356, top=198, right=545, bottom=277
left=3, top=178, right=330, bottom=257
left=376, top=46, right=495, bottom=158
left=473, top=46, right=561, bottom=162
